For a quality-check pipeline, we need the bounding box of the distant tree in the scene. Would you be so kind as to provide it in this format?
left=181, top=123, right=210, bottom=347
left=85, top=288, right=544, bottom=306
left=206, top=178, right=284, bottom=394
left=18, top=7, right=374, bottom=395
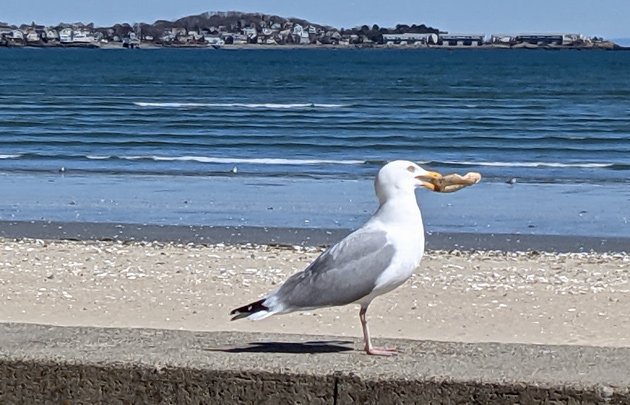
left=366, top=26, right=382, bottom=43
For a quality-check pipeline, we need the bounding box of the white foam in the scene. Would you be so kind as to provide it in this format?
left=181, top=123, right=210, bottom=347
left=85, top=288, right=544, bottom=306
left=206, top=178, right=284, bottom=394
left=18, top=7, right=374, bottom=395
left=123, top=156, right=365, bottom=165
left=0, top=154, right=20, bottom=159
left=134, top=101, right=347, bottom=109
left=443, top=161, right=612, bottom=169
left=86, top=155, right=111, bottom=160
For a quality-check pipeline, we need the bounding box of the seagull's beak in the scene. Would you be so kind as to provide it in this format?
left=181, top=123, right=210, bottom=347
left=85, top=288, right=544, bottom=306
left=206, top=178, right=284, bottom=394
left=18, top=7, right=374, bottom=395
left=416, top=171, right=442, bottom=191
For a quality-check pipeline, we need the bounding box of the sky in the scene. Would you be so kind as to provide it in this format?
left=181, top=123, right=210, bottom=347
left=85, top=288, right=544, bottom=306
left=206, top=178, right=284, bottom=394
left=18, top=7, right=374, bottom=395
left=2, top=0, right=629, bottom=40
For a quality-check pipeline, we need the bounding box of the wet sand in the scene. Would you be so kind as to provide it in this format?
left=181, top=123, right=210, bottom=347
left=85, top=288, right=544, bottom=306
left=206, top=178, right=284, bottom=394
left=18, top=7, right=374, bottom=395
left=1, top=236, right=628, bottom=347
left=2, top=173, right=629, bottom=238
left=1, top=220, right=629, bottom=252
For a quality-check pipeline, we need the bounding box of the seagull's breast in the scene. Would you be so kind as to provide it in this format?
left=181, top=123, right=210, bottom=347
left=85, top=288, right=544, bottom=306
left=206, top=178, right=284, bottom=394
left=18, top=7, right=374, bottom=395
left=370, top=224, right=425, bottom=297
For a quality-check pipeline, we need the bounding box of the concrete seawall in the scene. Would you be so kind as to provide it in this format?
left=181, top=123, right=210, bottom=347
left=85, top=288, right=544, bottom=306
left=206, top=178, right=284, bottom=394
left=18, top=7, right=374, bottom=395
left=1, top=323, right=629, bottom=404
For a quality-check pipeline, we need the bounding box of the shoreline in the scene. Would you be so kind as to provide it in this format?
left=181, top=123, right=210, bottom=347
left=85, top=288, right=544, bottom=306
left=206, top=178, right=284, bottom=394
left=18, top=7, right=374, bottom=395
left=1, top=220, right=628, bottom=253
left=2, top=42, right=627, bottom=51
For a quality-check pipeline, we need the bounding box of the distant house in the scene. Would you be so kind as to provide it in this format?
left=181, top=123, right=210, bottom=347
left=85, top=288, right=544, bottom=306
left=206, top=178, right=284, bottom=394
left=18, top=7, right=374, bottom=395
left=58, top=28, right=72, bottom=43
left=438, top=34, right=484, bottom=47
left=187, top=31, right=204, bottom=41
left=242, top=27, right=257, bottom=38
left=228, top=33, right=248, bottom=44
left=292, top=24, right=310, bottom=44
left=71, top=29, right=96, bottom=43
left=24, top=29, right=39, bottom=42
left=46, top=29, right=59, bottom=41
left=123, top=32, right=140, bottom=48
left=561, top=33, right=583, bottom=46
left=257, top=27, right=278, bottom=45
left=257, top=36, right=278, bottom=45
left=171, top=28, right=186, bottom=37
left=0, top=23, right=12, bottom=34
left=204, top=35, right=225, bottom=46
left=9, top=29, right=24, bottom=40
left=160, top=33, right=175, bottom=42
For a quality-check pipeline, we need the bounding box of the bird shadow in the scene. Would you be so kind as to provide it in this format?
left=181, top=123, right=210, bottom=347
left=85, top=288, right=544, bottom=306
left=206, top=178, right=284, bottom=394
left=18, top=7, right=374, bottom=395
left=203, top=340, right=355, bottom=354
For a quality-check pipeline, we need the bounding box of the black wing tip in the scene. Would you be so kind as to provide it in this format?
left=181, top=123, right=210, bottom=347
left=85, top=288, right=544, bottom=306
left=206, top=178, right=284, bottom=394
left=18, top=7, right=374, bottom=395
left=229, top=298, right=269, bottom=321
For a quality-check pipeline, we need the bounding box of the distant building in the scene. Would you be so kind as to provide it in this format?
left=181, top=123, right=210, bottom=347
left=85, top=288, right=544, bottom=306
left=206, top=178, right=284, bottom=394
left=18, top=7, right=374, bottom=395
left=489, top=34, right=514, bottom=44
left=58, top=28, right=72, bottom=43
left=225, top=33, right=248, bottom=44
left=11, top=30, right=24, bottom=40
left=560, top=33, right=584, bottom=46
left=24, top=29, right=39, bottom=42
left=490, top=33, right=586, bottom=47
left=292, top=24, right=310, bottom=44
left=46, top=28, right=59, bottom=41
left=123, top=32, right=140, bottom=48
left=187, top=31, right=204, bottom=41
left=382, top=33, right=438, bottom=45
left=0, top=23, right=13, bottom=35
left=514, top=34, right=563, bottom=46
left=204, top=35, right=225, bottom=46
left=242, top=27, right=257, bottom=38
left=71, top=29, right=96, bottom=43
left=438, top=34, right=485, bottom=47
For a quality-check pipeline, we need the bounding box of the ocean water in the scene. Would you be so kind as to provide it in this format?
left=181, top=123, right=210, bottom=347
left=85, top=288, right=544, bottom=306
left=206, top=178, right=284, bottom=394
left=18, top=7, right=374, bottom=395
left=0, top=48, right=629, bottom=237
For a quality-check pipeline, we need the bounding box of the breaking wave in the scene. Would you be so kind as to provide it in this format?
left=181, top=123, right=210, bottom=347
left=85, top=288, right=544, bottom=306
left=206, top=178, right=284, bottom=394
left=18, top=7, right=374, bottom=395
left=120, top=156, right=365, bottom=165
left=440, top=161, right=614, bottom=169
left=133, top=101, right=349, bottom=109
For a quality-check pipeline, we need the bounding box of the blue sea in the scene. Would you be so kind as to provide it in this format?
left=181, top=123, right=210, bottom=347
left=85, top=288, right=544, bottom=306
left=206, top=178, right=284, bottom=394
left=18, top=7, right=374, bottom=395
left=1, top=48, right=629, bottom=237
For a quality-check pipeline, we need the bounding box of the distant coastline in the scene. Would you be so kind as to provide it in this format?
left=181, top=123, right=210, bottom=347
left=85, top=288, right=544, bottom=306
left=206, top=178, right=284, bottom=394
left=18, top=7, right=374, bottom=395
left=1, top=41, right=626, bottom=51
left=0, top=11, right=625, bottom=50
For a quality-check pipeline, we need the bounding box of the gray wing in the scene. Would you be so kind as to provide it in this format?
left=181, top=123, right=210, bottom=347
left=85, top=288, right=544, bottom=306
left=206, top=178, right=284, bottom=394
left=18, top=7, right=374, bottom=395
left=273, top=228, right=395, bottom=309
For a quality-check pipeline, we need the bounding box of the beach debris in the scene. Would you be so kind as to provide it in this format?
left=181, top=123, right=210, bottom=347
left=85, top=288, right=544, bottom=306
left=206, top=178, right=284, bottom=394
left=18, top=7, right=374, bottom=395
left=429, top=172, right=482, bottom=193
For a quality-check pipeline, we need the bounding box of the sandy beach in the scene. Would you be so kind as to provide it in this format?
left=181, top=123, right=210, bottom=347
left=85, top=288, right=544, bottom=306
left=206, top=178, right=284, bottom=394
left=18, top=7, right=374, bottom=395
left=1, top=236, right=628, bottom=348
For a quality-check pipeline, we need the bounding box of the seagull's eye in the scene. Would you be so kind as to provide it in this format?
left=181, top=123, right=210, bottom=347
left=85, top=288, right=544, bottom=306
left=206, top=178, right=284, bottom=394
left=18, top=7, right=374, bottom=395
left=407, top=166, right=416, bottom=173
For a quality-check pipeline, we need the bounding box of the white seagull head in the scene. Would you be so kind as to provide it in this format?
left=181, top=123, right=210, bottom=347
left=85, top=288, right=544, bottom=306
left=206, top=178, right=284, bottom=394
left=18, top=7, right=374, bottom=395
left=374, top=160, right=442, bottom=204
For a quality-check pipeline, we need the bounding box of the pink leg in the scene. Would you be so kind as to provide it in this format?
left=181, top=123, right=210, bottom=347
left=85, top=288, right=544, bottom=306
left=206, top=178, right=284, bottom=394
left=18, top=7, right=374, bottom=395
left=359, top=306, right=397, bottom=356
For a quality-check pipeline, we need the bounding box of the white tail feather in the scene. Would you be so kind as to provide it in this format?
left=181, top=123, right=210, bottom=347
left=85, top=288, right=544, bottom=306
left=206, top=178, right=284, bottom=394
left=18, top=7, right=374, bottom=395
left=246, top=310, right=274, bottom=320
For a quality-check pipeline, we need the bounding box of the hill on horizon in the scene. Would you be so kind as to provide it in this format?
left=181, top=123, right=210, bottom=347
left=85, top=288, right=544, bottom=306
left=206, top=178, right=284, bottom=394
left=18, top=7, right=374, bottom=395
left=2, top=10, right=440, bottom=35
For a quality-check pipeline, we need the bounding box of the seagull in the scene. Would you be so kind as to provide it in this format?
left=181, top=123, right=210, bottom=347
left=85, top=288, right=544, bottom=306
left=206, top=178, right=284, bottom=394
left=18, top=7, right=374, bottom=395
left=230, top=160, right=443, bottom=356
